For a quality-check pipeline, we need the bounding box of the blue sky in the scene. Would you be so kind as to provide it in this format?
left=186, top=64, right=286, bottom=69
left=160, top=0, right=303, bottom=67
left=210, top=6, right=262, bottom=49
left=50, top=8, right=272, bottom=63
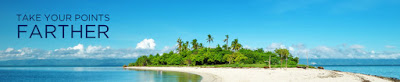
left=0, top=0, right=400, bottom=60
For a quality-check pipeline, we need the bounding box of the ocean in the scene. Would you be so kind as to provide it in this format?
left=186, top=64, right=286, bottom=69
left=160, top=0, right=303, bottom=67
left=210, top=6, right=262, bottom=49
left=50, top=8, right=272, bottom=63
left=0, top=59, right=399, bottom=81
left=299, top=59, right=400, bottom=79
left=322, top=65, right=400, bottom=79
left=0, top=67, right=201, bottom=82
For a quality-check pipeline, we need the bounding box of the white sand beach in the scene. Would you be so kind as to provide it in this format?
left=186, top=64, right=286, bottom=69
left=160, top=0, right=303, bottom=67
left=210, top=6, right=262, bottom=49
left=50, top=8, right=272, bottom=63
left=125, top=67, right=393, bottom=82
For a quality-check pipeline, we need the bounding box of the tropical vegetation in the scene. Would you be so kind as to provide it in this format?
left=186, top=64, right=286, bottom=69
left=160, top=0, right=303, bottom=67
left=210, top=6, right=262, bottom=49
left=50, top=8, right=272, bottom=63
left=129, top=34, right=299, bottom=68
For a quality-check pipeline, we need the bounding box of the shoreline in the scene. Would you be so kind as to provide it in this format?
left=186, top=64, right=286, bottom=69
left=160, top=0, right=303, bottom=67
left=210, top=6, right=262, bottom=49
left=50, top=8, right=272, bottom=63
left=330, top=70, right=400, bottom=82
left=125, top=67, right=398, bottom=82
left=126, top=67, right=222, bottom=82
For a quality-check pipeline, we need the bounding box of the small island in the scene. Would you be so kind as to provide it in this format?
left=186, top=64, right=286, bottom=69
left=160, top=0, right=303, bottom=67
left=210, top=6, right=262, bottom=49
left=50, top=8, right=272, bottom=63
left=128, top=34, right=301, bottom=68
left=125, top=34, right=397, bottom=82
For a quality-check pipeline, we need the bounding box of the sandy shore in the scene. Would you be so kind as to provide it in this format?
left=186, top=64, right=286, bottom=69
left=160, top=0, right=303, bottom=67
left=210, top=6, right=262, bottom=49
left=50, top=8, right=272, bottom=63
left=125, top=67, right=394, bottom=82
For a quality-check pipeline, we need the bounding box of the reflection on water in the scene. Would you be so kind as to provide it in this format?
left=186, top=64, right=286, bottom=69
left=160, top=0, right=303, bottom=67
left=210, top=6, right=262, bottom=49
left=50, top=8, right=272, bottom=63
left=125, top=68, right=202, bottom=82
left=0, top=67, right=201, bottom=82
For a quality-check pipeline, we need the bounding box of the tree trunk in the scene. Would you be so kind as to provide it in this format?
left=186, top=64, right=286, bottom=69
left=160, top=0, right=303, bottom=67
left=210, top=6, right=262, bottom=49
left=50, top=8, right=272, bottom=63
left=229, top=54, right=233, bottom=64
left=286, top=56, right=288, bottom=69
left=187, top=59, right=191, bottom=66
left=280, top=59, right=283, bottom=69
left=269, top=54, right=271, bottom=68
left=307, top=52, right=309, bottom=68
left=226, top=41, right=228, bottom=50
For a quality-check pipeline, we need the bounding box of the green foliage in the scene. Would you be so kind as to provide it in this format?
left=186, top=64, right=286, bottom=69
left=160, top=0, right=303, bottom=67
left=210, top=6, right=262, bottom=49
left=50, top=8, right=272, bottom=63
left=274, top=48, right=290, bottom=68
left=150, top=54, right=161, bottom=65
left=134, top=55, right=148, bottom=66
left=191, top=39, right=198, bottom=50
left=128, top=63, right=135, bottom=66
left=275, top=48, right=289, bottom=59
left=233, top=52, right=247, bottom=63
left=129, top=35, right=300, bottom=67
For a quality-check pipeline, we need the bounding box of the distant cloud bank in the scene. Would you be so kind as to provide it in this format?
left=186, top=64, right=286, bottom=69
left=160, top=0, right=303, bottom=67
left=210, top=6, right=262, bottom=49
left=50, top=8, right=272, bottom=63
left=0, top=39, right=174, bottom=61
left=266, top=43, right=400, bottom=59
left=0, top=40, right=399, bottom=60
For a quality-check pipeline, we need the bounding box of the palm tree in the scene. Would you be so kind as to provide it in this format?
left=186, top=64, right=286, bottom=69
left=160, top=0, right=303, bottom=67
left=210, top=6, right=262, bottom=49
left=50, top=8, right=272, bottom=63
left=284, top=49, right=290, bottom=69
left=269, top=53, right=272, bottom=68
left=177, top=38, right=182, bottom=52
left=191, top=39, right=198, bottom=50
left=222, top=44, right=228, bottom=50
left=184, top=41, right=189, bottom=51
left=236, top=44, right=242, bottom=51
left=223, top=35, right=229, bottom=50
left=182, top=42, right=187, bottom=51
left=274, top=48, right=289, bottom=69
left=231, top=39, right=241, bottom=51
left=286, top=54, right=290, bottom=68
left=199, top=43, right=204, bottom=48
left=231, top=39, right=237, bottom=50
left=206, top=34, right=214, bottom=48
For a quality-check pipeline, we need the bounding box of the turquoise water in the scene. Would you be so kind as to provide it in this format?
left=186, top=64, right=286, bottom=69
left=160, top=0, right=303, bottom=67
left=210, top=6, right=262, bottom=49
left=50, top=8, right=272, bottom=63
left=1, top=66, right=398, bottom=81
left=299, top=59, right=400, bottom=79
left=0, top=67, right=201, bottom=82
left=321, top=65, right=400, bottom=79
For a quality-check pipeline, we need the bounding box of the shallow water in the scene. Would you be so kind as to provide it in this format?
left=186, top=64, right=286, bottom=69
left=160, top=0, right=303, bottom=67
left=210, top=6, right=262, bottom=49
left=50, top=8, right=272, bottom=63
left=299, top=59, right=400, bottom=79
left=322, top=65, right=400, bottom=79
left=0, top=67, right=201, bottom=82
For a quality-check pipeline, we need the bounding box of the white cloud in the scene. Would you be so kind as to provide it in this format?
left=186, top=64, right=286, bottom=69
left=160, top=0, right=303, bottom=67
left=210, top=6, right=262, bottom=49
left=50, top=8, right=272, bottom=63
left=86, top=45, right=110, bottom=53
left=349, top=44, right=365, bottom=49
left=243, top=45, right=250, bottom=49
left=2, top=42, right=400, bottom=60
left=0, top=43, right=172, bottom=61
left=385, top=45, right=396, bottom=49
left=161, top=46, right=176, bottom=53
left=5, top=48, right=14, bottom=52
left=243, top=45, right=256, bottom=50
left=136, top=39, right=156, bottom=50
left=289, top=43, right=400, bottom=59
left=72, top=44, right=84, bottom=50
left=288, top=47, right=295, bottom=51
left=291, top=43, right=305, bottom=49
left=266, top=43, right=286, bottom=51
left=261, top=43, right=400, bottom=59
